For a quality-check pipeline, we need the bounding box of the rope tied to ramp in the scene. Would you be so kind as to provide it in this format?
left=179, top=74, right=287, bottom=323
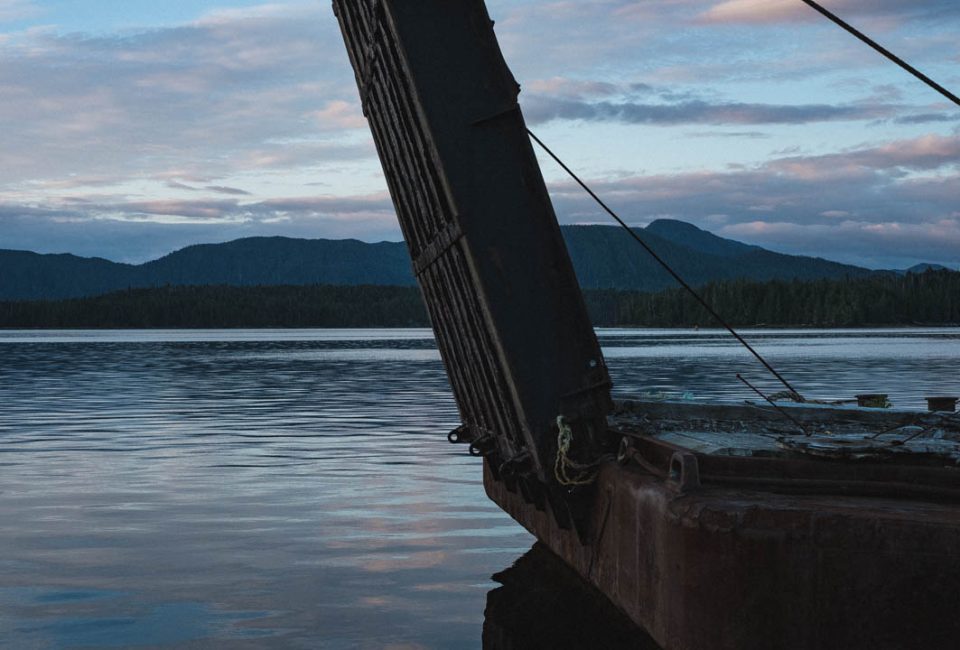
left=554, top=415, right=600, bottom=486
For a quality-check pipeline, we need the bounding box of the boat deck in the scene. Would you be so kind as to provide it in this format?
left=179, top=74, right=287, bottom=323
left=487, top=398, right=960, bottom=649
left=611, top=398, right=960, bottom=465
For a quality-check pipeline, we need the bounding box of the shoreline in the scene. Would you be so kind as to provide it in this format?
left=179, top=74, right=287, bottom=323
left=3, top=324, right=959, bottom=332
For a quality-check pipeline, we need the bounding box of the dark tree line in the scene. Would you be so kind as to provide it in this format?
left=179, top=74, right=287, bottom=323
left=0, top=271, right=957, bottom=329
left=0, top=284, right=429, bottom=329
left=585, top=270, right=960, bottom=327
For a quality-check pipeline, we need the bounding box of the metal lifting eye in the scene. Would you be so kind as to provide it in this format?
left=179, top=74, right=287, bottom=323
left=468, top=435, right=494, bottom=457
left=447, top=425, right=469, bottom=444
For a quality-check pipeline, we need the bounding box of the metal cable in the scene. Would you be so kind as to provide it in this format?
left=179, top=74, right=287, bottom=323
left=800, top=0, right=959, bottom=107
left=526, top=129, right=803, bottom=399
left=528, top=2, right=959, bottom=401
left=737, top=373, right=810, bottom=435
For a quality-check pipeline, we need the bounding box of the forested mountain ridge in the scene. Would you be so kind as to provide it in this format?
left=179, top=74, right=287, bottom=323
left=140, top=237, right=414, bottom=288
left=2, top=270, right=957, bottom=329
left=644, top=219, right=760, bottom=257
left=0, top=221, right=922, bottom=300
left=0, top=250, right=139, bottom=300
left=560, top=222, right=873, bottom=291
left=0, top=237, right=415, bottom=300
left=585, top=270, right=960, bottom=328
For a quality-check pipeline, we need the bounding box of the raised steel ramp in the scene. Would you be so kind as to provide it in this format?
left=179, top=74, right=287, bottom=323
left=333, top=0, right=612, bottom=534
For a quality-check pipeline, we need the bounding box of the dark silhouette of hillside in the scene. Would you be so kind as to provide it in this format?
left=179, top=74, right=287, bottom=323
left=0, top=237, right=414, bottom=300
left=0, top=220, right=921, bottom=301
left=2, top=270, right=957, bottom=329
left=561, top=221, right=873, bottom=291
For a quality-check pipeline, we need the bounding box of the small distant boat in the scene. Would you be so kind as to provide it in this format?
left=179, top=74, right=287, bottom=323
left=331, top=2, right=960, bottom=648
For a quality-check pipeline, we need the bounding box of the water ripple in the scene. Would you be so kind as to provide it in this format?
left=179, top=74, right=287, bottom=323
left=0, top=328, right=958, bottom=648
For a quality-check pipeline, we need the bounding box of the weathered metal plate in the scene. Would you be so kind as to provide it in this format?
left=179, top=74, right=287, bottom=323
left=332, top=0, right=611, bottom=489
left=486, top=459, right=960, bottom=650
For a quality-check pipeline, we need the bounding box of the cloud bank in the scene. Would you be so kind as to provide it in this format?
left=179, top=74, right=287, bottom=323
left=0, top=0, right=957, bottom=271
left=544, top=132, right=960, bottom=268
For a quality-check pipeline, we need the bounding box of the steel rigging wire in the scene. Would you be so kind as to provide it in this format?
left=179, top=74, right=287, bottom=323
left=527, top=1, right=958, bottom=398
left=800, top=0, right=959, bottom=107
left=526, top=129, right=804, bottom=400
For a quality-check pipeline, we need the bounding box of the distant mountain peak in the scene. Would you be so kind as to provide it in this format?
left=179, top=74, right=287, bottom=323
left=645, top=218, right=704, bottom=232
left=906, top=263, right=950, bottom=274
left=644, top=219, right=759, bottom=258
left=1, top=220, right=879, bottom=301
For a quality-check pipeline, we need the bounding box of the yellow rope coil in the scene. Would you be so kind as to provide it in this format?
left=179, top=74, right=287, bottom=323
left=554, top=415, right=598, bottom=486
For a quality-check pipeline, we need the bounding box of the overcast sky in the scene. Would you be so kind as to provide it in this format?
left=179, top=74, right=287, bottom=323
left=1, top=0, right=957, bottom=269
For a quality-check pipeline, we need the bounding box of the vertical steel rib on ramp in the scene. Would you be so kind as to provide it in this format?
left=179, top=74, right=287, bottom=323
left=332, top=0, right=612, bottom=531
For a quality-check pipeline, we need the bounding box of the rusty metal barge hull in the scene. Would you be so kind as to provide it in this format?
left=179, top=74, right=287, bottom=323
left=486, top=459, right=960, bottom=649
left=486, top=399, right=960, bottom=648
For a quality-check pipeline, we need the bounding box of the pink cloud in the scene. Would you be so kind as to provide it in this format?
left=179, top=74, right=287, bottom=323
left=721, top=217, right=960, bottom=253
left=310, top=99, right=367, bottom=130
left=526, top=76, right=619, bottom=98
left=767, top=133, right=960, bottom=176
left=871, top=134, right=960, bottom=166
left=698, top=0, right=960, bottom=26
left=699, top=0, right=808, bottom=25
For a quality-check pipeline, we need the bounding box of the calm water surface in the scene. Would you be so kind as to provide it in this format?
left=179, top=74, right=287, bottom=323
left=1, top=328, right=958, bottom=649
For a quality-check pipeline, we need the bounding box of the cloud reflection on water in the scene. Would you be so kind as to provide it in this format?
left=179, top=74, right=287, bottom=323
left=0, top=328, right=957, bottom=647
